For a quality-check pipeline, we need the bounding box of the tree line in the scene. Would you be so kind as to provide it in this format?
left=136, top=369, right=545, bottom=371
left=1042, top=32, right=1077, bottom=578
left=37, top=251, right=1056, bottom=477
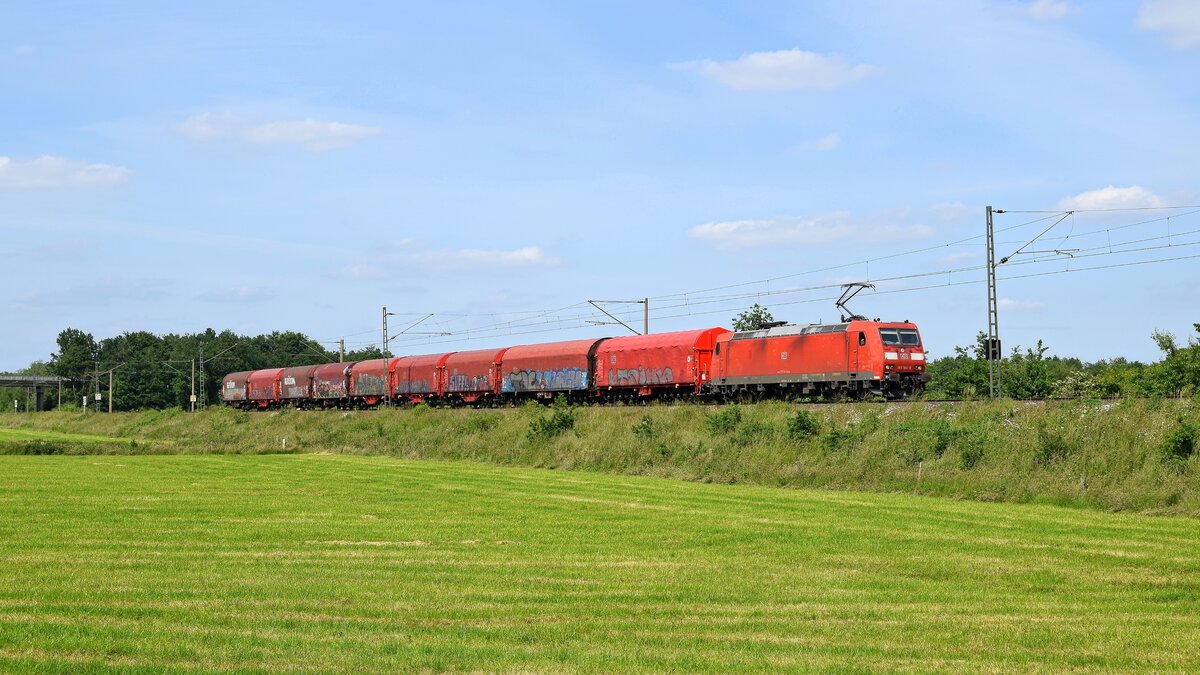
left=1, top=328, right=384, bottom=412
left=923, top=326, right=1200, bottom=399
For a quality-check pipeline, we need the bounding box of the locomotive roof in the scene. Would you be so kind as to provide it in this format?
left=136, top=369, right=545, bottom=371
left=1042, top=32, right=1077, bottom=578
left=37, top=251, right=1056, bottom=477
left=731, top=322, right=850, bottom=340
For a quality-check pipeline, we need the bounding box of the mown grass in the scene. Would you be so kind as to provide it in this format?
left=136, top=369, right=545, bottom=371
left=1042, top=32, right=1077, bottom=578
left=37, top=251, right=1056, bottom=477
left=1, top=397, right=1198, bottom=514
left=1, top=455, right=1198, bottom=672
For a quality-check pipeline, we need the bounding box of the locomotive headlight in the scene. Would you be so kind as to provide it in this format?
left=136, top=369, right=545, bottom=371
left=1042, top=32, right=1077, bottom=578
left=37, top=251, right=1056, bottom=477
left=885, top=364, right=894, bottom=371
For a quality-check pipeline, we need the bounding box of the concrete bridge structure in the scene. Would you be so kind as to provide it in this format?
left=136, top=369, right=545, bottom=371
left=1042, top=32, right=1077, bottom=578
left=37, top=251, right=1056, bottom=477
left=0, top=375, right=69, bottom=411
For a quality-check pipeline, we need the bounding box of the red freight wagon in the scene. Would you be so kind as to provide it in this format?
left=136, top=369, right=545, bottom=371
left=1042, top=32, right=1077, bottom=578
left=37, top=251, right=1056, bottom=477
left=313, top=362, right=355, bottom=404
left=443, top=348, right=509, bottom=403
left=221, top=371, right=253, bottom=406
left=279, top=365, right=320, bottom=403
left=501, top=338, right=606, bottom=397
left=594, top=328, right=730, bottom=398
left=246, top=368, right=284, bottom=408
left=393, top=353, right=453, bottom=402
left=349, top=358, right=394, bottom=405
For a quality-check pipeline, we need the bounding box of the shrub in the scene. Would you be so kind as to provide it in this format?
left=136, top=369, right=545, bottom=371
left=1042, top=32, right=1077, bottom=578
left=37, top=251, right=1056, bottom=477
left=821, top=426, right=860, bottom=454
left=1035, top=422, right=1074, bottom=466
left=733, top=420, right=775, bottom=446
left=1160, top=417, right=1196, bottom=466
left=632, top=414, right=656, bottom=440
left=786, top=409, right=820, bottom=441
left=527, top=396, right=576, bottom=441
left=957, top=422, right=987, bottom=470
left=1051, top=371, right=1100, bottom=400
left=707, top=405, right=743, bottom=434
left=929, top=418, right=954, bottom=459
left=959, top=442, right=985, bottom=470
left=465, top=414, right=499, bottom=433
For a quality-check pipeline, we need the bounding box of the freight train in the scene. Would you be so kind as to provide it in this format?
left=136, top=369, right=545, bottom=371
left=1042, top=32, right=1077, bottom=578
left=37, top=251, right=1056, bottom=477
left=221, top=319, right=927, bottom=408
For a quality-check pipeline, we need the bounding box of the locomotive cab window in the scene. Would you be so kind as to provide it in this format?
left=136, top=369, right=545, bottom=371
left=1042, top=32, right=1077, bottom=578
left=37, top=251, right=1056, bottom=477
left=899, top=329, right=921, bottom=346
left=858, top=332, right=866, bottom=346
left=879, top=329, right=900, bottom=345
left=715, top=344, right=721, bottom=356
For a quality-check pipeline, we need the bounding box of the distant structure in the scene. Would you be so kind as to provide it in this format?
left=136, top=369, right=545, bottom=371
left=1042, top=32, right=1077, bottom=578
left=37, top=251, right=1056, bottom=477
left=0, top=375, right=68, bottom=411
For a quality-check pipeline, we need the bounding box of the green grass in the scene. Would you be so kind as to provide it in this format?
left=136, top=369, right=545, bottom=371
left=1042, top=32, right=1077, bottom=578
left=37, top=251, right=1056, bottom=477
left=1, top=399, right=1198, bottom=514
left=1, top=455, right=1199, bottom=672
left=0, top=428, right=129, bottom=443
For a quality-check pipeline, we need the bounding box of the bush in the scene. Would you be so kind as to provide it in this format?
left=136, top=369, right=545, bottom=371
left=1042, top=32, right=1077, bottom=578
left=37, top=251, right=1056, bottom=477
left=786, top=409, right=820, bottom=441
left=527, top=396, right=576, bottom=441
left=957, top=422, right=987, bottom=470
left=733, top=420, right=775, bottom=446
left=707, top=406, right=743, bottom=434
left=632, top=414, right=655, bottom=440
left=1051, top=371, right=1100, bottom=399
left=929, top=418, right=954, bottom=459
left=959, top=442, right=985, bottom=470
left=1161, top=417, right=1196, bottom=466
left=1035, top=422, right=1074, bottom=466
left=821, top=426, right=860, bottom=454
left=465, top=414, right=499, bottom=433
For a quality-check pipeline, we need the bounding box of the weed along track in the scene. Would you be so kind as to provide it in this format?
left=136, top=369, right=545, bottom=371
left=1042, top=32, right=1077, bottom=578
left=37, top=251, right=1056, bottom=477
left=1, top=455, right=1198, bottom=671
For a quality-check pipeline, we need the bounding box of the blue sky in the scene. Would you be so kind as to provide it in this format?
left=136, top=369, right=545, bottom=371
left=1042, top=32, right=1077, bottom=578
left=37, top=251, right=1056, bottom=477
left=2, top=0, right=1199, bottom=370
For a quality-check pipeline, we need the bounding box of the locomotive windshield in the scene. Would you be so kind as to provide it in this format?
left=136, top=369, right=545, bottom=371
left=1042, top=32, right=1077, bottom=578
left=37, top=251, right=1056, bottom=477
left=880, top=328, right=921, bottom=346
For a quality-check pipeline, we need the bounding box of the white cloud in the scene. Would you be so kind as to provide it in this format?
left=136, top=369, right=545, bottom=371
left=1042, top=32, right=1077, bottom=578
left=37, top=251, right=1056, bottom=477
left=244, top=120, right=380, bottom=150
left=333, top=264, right=385, bottom=279
left=673, top=49, right=875, bottom=91
left=13, top=278, right=171, bottom=309
left=176, top=112, right=232, bottom=140
left=12, top=45, right=34, bottom=55
left=688, top=212, right=933, bottom=249
left=0, top=155, right=131, bottom=189
left=177, top=112, right=380, bottom=150
left=941, top=251, right=981, bottom=265
left=1020, top=0, right=1071, bottom=20
left=410, top=246, right=559, bottom=267
left=999, top=298, right=1045, bottom=310
left=1058, top=185, right=1164, bottom=210
left=931, top=201, right=971, bottom=221
left=198, top=285, right=274, bottom=303
left=796, top=132, right=841, bottom=152
left=1138, top=0, right=1200, bottom=48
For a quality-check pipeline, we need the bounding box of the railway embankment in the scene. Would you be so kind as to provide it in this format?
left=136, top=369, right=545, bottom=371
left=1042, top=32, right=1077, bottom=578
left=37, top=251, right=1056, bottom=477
left=1, top=398, right=1197, bottom=515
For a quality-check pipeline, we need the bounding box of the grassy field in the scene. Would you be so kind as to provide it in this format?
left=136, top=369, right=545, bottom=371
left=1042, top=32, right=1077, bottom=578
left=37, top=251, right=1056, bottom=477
left=2, top=455, right=1199, bottom=672
left=1, top=398, right=1197, bottom=514
left=0, top=428, right=128, bottom=443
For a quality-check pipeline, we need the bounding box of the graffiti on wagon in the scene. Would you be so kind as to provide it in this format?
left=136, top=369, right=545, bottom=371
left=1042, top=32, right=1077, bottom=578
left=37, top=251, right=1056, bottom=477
left=448, top=373, right=492, bottom=392
left=396, top=378, right=434, bottom=394
left=353, top=373, right=389, bottom=396
left=608, top=367, right=675, bottom=387
left=502, top=368, right=588, bottom=393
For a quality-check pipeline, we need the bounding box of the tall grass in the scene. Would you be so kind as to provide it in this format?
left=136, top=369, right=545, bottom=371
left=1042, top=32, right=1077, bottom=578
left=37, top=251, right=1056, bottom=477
left=1, top=398, right=1198, bottom=514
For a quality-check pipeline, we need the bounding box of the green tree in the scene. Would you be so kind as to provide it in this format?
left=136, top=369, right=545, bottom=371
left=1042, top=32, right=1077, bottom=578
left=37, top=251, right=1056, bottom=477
left=345, top=345, right=386, bottom=361
left=49, top=328, right=98, bottom=404
left=732, top=304, right=775, bottom=331
left=1146, top=325, right=1200, bottom=397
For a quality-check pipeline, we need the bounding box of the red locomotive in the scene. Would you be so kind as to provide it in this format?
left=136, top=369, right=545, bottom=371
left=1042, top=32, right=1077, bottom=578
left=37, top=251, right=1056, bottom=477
left=221, top=317, right=926, bottom=408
